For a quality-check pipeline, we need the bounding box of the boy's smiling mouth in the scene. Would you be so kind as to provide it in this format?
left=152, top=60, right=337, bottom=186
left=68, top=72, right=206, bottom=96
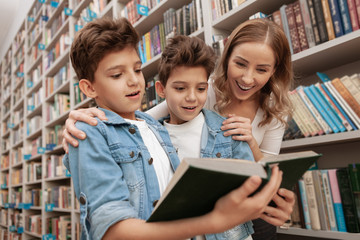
left=126, top=91, right=141, bottom=97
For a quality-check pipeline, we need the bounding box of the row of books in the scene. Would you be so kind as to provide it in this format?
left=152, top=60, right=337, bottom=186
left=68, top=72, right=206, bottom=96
left=45, top=215, right=71, bottom=240
left=46, top=93, right=70, bottom=123
left=44, top=186, right=72, bottom=209
left=137, top=0, right=203, bottom=64
left=269, top=0, right=360, bottom=55
left=45, top=62, right=71, bottom=98
left=45, top=154, right=66, bottom=179
left=10, top=169, right=22, bottom=186
left=211, top=0, right=247, bottom=20
left=46, top=125, right=65, bottom=150
left=141, top=75, right=164, bottom=111
left=121, top=0, right=164, bottom=25
left=44, top=32, right=70, bottom=72
left=284, top=72, right=360, bottom=140
left=12, top=123, right=24, bottom=145
left=26, top=161, right=42, bottom=183
left=73, top=82, right=87, bottom=105
left=25, top=188, right=41, bottom=207
left=290, top=164, right=360, bottom=233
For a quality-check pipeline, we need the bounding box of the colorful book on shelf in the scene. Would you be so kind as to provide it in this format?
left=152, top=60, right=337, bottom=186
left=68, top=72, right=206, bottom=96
left=321, top=0, right=336, bottom=40
left=336, top=167, right=360, bottom=232
left=310, top=84, right=347, bottom=132
left=298, top=178, right=312, bottom=229
left=293, top=0, right=310, bottom=51
left=331, top=77, right=360, bottom=118
left=299, top=0, right=317, bottom=47
left=315, top=82, right=355, bottom=131
left=317, top=72, right=360, bottom=128
left=348, top=163, right=360, bottom=226
left=306, top=0, right=322, bottom=44
left=286, top=3, right=302, bottom=54
left=328, top=169, right=348, bottom=232
left=291, top=89, right=324, bottom=135
left=341, top=75, right=360, bottom=104
left=313, top=0, right=329, bottom=42
left=320, top=169, right=338, bottom=231
left=147, top=151, right=321, bottom=222
left=304, top=85, right=341, bottom=133
left=338, top=0, right=354, bottom=34
left=347, top=0, right=360, bottom=30
left=312, top=169, right=331, bottom=230
left=303, top=170, right=322, bottom=230
left=280, top=5, right=294, bottom=54
left=289, top=91, right=313, bottom=137
left=328, top=0, right=345, bottom=37
left=297, top=85, right=332, bottom=134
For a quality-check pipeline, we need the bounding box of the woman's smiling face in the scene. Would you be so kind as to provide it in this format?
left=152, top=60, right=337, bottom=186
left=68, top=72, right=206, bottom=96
left=226, top=42, right=276, bottom=102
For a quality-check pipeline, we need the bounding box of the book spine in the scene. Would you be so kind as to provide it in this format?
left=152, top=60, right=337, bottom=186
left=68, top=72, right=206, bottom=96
left=312, top=170, right=330, bottom=230
left=298, top=179, right=312, bottom=229
left=280, top=5, right=294, bottom=54
left=355, top=0, right=360, bottom=23
left=325, top=81, right=360, bottom=128
left=289, top=91, right=312, bottom=137
left=305, top=85, right=339, bottom=133
left=316, top=83, right=353, bottom=131
left=297, top=86, right=332, bottom=133
left=336, top=168, right=360, bottom=233
left=328, top=0, right=345, bottom=37
left=347, top=0, right=360, bottom=30
left=311, top=84, right=347, bottom=132
left=307, top=0, right=322, bottom=44
left=286, top=3, right=302, bottom=54
left=341, top=75, right=360, bottom=104
left=332, top=77, right=360, bottom=118
left=293, top=0, right=310, bottom=51
left=338, top=0, right=354, bottom=33
left=293, top=89, right=324, bottom=135
left=303, top=171, right=321, bottom=230
left=299, top=0, right=317, bottom=47
left=322, top=0, right=336, bottom=40
left=320, top=170, right=338, bottom=231
left=313, top=0, right=329, bottom=42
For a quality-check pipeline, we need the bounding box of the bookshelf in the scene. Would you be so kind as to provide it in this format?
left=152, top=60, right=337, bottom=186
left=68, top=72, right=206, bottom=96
left=0, top=0, right=359, bottom=239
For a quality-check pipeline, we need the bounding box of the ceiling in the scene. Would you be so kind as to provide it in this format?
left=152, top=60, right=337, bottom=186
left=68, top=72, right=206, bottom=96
left=0, top=0, right=20, bottom=51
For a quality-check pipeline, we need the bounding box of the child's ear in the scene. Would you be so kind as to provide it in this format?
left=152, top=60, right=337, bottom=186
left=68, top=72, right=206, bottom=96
left=79, top=79, right=98, bottom=99
left=155, top=81, right=166, bottom=98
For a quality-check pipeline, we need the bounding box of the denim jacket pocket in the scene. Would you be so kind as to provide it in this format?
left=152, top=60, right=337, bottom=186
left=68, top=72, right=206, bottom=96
left=110, top=145, right=145, bottom=189
left=79, top=192, right=90, bottom=240
left=211, top=144, right=233, bottom=159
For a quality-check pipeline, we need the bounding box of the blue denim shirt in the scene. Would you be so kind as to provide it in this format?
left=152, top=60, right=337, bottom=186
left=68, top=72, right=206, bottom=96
left=161, top=109, right=255, bottom=240
left=63, top=108, right=180, bottom=240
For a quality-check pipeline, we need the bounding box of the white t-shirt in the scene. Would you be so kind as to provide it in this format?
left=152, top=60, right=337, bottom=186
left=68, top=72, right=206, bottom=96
left=125, top=119, right=173, bottom=195
left=163, top=112, right=204, bottom=161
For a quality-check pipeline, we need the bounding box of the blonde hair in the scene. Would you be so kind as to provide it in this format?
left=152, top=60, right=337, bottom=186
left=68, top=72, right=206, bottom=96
left=213, top=18, right=293, bottom=127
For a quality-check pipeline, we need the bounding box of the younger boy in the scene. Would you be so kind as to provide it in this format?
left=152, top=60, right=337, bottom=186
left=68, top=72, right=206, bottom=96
left=155, top=35, right=255, bottom=240
left=64, top=17, right=283, bottom=240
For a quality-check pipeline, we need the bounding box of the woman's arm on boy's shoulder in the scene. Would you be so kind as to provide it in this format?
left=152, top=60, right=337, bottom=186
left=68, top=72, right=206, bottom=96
left=103, top=166, right=283, bottom=240
left=62, top=107, right=107, bottom=152
left=67, top=121, right=139, bottom=239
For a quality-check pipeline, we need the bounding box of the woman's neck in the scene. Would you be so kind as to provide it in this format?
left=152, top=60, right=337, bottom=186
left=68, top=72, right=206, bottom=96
left=222, top=97, right=259, bottom=122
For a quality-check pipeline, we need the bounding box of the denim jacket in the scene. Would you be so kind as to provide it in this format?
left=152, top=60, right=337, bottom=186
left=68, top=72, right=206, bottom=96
left=161, top=109, right=255, bottom=240
left=63, top=108, right=180, bottom=240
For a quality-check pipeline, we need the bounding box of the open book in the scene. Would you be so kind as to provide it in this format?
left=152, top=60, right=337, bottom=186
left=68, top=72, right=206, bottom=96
left=147, top=150, right=321, bottom=222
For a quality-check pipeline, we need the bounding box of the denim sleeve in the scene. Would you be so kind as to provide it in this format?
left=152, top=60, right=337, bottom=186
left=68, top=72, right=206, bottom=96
left=232, top=140, right=255, bottom=162
left=68, top=121, right=138, bottom=239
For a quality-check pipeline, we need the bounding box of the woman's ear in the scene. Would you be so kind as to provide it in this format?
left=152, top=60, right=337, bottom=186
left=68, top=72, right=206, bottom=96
left=155, top=81, right=166, bottom=98
left=79, top=79, right=98, bottom=99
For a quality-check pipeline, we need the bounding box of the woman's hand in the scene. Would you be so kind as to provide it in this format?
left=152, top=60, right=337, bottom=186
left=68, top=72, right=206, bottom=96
left=62, top=107, right=107, bottom=153
left=221, top=114, right=263, bottom=161
left=260, top=188, right=295, bottom=226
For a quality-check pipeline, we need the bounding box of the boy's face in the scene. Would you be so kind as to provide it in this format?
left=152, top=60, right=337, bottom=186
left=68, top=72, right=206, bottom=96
left=156, top=66, right=208, bottom=125
left=91, top=47, right=145, bottom=120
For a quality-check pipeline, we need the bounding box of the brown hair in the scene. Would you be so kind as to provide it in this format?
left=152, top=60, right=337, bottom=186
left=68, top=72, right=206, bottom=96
left=213, top=18, right=293, bottom=126
left=70, top=17, right=139, bottom=82
left=158, top=35, right=216, bottom=86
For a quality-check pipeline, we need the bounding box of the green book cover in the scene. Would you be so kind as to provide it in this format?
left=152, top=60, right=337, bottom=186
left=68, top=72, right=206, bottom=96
left=147, top=151, right=321, bottom=222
